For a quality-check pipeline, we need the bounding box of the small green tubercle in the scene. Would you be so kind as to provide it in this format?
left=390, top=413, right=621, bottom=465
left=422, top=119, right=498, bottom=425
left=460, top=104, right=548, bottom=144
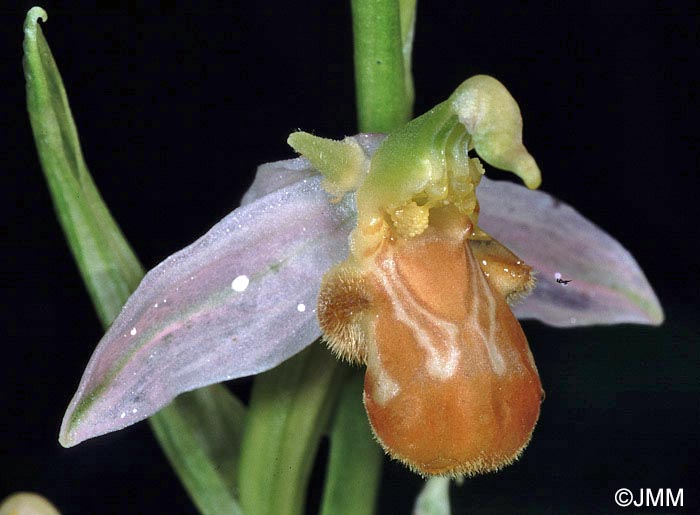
left=289, top=75, right=541, bottom=254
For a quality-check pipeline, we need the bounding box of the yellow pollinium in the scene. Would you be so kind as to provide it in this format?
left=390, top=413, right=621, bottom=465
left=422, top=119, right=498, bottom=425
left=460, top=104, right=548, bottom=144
left=389, top=201, right=429, bottom=239
left=291, top=75, right=544, bottom=476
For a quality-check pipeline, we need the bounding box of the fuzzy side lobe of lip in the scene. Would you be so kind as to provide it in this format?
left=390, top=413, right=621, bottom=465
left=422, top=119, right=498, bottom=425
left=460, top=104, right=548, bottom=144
left=361, top=210, right=543, bottom=476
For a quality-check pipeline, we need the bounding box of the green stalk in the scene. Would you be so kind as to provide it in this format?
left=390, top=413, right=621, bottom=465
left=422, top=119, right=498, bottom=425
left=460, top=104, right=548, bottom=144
left=238, top=345, right=348, bottom=515
left=149, top=389, right=246, bottom=515
left=319, top=373, right=383, bottom=515
left=351, top=0, right=413, bottom=132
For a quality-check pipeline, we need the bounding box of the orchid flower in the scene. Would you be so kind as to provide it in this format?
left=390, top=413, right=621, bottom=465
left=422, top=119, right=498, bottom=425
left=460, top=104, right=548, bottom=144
left=24, top=3, right=664, bottom=513
left=56, top=74, right=663, bottom=472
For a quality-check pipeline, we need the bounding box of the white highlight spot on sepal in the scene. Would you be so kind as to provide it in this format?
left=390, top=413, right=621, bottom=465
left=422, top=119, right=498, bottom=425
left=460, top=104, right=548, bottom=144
left=297, top=303, right=306, bottom=312
left=231, top=275, right=250, bottom=292
left=555, top=272, right=562, bottom=280
left=130, top=327, right=137, bottom=336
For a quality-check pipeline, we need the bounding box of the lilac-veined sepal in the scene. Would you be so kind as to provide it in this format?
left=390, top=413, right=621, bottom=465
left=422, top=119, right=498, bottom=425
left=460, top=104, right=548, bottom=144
left=477, top=177, right=664, bottom=327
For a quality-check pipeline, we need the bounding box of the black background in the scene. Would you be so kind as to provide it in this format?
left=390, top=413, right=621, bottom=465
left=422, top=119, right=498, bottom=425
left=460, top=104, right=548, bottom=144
left=3, top=1, right=699, bottom=513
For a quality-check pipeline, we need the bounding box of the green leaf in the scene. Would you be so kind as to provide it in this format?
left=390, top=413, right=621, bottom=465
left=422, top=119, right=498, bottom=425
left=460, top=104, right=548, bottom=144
left=23, top=7, right=143, bottom=325
left=238, top=344, right=347, bottom=515
left=150, top=386, right=246, bottom=515
left=24, top=8, right=245, bottom=514
left=319, top=371, right=383, bottom=515
left=413, top=478, right=451, bottom=515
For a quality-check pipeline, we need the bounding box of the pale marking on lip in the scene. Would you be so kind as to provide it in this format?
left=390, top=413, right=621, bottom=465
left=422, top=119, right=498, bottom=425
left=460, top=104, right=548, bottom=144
left=374, top=258, right=461, bottom=381
left=373, top=361, right=401, bottom=405
left=468, top=243, right=506, bottom=376
left=367, top=331, right=401, bottom=406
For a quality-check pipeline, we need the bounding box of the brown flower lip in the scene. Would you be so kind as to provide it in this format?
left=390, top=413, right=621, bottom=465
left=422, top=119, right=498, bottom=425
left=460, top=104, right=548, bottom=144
left=320, top=207, right=543, bottom=476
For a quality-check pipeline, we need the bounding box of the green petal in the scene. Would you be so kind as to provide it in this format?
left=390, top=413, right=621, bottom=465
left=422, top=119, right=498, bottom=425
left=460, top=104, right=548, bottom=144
left=287, top=131, right=369, bottom=197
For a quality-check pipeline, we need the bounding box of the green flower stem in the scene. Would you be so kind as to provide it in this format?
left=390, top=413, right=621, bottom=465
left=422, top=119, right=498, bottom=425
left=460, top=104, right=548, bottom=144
left=351, top=0, right=413, bottom=132
left=238, top=344, right=349, bottom=515
left=150, top=388, right=246, bottom=515
left=398, top=0, right=417, bottom=112
left=24, top=9, right=244, bottom=514
left=319, top=373, right=383, bottom=515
